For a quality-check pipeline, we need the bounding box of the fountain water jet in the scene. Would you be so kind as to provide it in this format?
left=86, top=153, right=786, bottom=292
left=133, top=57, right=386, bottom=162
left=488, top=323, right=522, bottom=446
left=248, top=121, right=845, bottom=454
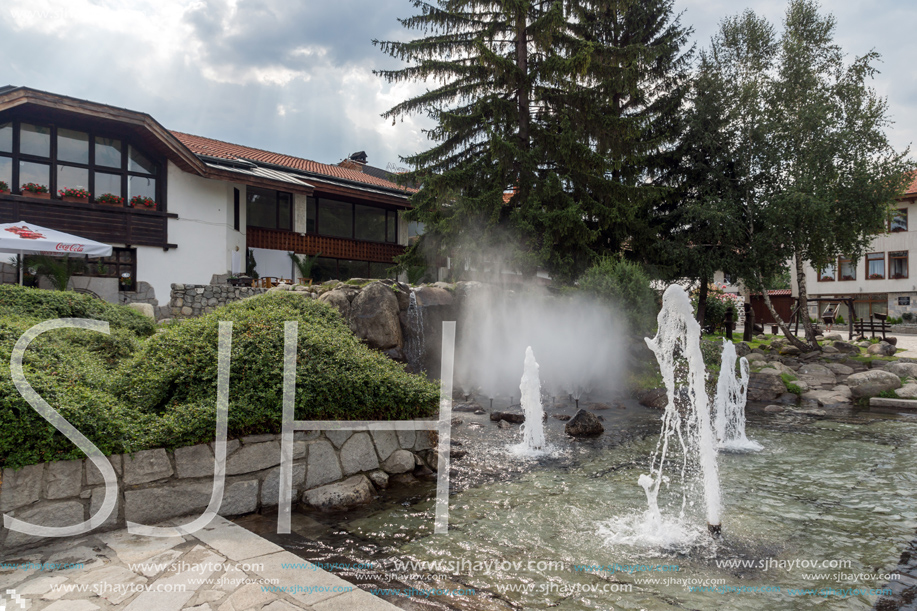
left=510, top=346, right=551, bottom=456
left=713, top=339, right=762, bottom=452
left=642, top=285, right=722, bottom=537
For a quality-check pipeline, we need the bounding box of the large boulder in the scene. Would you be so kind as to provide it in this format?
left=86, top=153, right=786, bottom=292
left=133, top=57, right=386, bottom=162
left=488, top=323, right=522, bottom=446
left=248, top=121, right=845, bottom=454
left=638, top=388, right=667, bottom=409
left=895, top=383, right=917, bottom=399
left=127, top=303, right=155, bottom=320
left=801, top=385, right=852, bottom=406
left=886, top=362, right=917, bottom=379
left=867, top=342, right=897, bottom=357
left=823, top=333, right=843, bottom=342
left=779, top=345, right=802, bottom=356
left=303, top=475, right=375, bottom=511
left=317, top=289, right=351, bottom=319
left=565, top=409, right=604, bottom=437
left=846, top=369, right=902, bottom=398
left=832, top=341, right=860, bottom=354
left=797, top=363, right=837, bottom=387
left=413, top=286, right=454, bottom=308
left=348, top=282, right=403, bottom=351
left=735, top=342, right=751, bottom=357
left=824, top=362, right=854, bottom=376
left=747, top=370, right=786, bottom=402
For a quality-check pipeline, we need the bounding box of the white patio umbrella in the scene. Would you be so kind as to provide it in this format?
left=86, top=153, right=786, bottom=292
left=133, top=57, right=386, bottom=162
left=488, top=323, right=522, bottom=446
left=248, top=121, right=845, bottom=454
left=0, top=222, right=113, bottom=285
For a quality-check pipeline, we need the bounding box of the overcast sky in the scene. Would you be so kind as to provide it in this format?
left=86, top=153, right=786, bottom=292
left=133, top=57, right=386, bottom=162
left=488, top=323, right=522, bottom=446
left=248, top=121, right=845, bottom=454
left=3, top=0, right=915, bottom=172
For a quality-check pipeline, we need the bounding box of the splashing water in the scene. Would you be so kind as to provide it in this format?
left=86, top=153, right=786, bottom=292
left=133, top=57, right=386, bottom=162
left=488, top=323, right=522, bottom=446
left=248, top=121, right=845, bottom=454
left=511, top=346, right=552, bottom=457
left=714, top=339, right=763, bottom=452
left=604, top=285, right=722, bottom=546
left=405, top=290, right=425, bottom=373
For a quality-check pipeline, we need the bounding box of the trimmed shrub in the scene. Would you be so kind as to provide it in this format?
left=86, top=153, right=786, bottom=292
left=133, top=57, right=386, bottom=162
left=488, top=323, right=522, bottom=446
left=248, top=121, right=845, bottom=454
left=115, top=292, right=439, bottom=448
left=0, top=290, right=438, bottom=468
left=0, top=285, right=155, bottom=336
left=578, top=257, right=657, bottom=334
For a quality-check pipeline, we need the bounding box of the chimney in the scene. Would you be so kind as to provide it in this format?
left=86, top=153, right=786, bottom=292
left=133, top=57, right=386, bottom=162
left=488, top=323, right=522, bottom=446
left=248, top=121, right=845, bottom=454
left=339, top=151, right=367, bottom=172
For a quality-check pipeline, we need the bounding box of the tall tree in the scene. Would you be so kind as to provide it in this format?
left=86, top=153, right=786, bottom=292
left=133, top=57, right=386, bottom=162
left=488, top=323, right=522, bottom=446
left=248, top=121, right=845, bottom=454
left=374, top=0, right=692, bottom=282
left=679, top=1, right=911, bottom=350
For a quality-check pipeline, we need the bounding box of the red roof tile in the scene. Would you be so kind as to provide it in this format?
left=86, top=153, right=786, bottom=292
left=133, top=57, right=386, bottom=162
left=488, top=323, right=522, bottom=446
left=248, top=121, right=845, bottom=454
left=905, top=171, right=917, bottom=196
left=171, top=131, right=414, bottom=195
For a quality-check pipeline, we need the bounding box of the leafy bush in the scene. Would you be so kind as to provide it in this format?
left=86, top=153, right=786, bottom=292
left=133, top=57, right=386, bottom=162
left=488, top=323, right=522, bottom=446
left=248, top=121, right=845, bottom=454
left=0, top=290, right=438, bottom=468
left=903, top=312, right=915, bottom=323
left=115, top=292, right=439, bottom=448
left=578, top=257, right=657, bottom=334
left=0, top=316, right=148, bottom=467
left=0, top=285, right=155, bottom=336
left=691, top=284, right=742, bottom=332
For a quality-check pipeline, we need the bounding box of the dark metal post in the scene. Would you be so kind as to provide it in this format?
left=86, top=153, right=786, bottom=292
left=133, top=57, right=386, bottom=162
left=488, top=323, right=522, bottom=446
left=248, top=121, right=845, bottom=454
left=743, top=303, right=754, bottom=342
left=725, top=307, right=734, bottom=341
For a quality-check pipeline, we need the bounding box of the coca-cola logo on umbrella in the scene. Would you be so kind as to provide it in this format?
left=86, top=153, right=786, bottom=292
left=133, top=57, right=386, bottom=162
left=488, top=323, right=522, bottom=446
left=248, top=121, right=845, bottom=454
left=5, top=225, right=45, bottom=240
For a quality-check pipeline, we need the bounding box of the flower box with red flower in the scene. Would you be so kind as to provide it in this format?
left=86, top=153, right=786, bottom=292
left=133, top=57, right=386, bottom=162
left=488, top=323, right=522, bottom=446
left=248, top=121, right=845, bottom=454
left=20, top=183, right=50, bottom=199
left=0, top=180, right=8, bottom=194
left=96, top=193, right=125, bottom=207
left=59, top=187, right=91, bottom=203
left=130, top=195, right=156, bottom=210
left=868, top=273, right=884, bottom=280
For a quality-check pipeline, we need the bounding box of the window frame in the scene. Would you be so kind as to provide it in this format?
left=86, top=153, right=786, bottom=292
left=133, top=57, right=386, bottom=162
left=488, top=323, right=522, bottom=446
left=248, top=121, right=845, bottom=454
left=0, top=118, right=162, bottom=209
left=838, top=256, right=856, bottom=281
left=890, top=250, right=908, bottom=280
left=890, top=208, right=908, bottom=233
left=312, top=196, right=399, bottom=244
left=245, top=186, right=293, bottom=230
left=866, top=252, right=885, bottom=280
left=817, top=262, right=836, bottom=282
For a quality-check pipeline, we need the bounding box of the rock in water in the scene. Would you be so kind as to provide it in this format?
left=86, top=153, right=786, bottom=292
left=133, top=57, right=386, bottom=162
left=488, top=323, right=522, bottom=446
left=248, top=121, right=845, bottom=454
left=565, top=409, right=604, bottom=437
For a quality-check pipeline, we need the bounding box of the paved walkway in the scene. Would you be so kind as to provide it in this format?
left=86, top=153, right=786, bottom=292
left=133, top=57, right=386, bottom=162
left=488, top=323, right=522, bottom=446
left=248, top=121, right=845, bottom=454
left=0, top=516, right=397, bottom=611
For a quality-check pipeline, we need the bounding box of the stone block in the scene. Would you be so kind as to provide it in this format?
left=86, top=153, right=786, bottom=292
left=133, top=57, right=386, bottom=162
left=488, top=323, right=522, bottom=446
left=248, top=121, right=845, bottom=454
left=340, top=433, right=379, bottom=476
left=305, top=440, right=342, bottom=489
left=413, top=430, right=435, bottom=452
left=397, top=429, right=416, bottom=449
left=123, top=449, right=173, bottom=485
left=260, top=464, right=306, bottom=506
left=371, top=430, right=399, bottom=460
left=226, top=441, right=281, bottom=475
left=85, top=455, right=122, bottom=486
left=124, top=481, right=213, bottom=525
left=174, top=444, right=215, bottom=479
left=324, top=429, right=352, bottom=449
left=381, top=450, right=415, bottom=474
left=0, top=463, right=44, bottom=512
left=303, top=475, right=374, bottom=511
left=43, top=459, right=83, bottom=500
left=89, top=486, right=122, bottom=531
left=5, top=501, right=85, bottom=549
left=218, top=480, right=259, bottom=516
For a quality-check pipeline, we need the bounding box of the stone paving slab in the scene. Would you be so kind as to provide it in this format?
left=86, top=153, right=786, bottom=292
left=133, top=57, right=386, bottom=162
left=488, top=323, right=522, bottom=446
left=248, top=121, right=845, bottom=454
left=0, top=515, right=399, bottom=610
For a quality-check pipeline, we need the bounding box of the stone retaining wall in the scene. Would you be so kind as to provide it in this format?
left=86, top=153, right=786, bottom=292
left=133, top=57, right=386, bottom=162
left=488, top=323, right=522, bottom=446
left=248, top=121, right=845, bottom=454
left=0, top=428, right=436, bottom=552
left=169, top=283, right=269, bottom=318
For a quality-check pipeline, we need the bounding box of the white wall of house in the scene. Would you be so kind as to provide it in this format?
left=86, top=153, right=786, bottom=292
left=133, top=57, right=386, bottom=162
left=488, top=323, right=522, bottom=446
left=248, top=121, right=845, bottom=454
left=250, top=247, right=295, bottom=280
left=798, top=197, right=917, bottom=318
left=137, top=162, right=246, bottom=303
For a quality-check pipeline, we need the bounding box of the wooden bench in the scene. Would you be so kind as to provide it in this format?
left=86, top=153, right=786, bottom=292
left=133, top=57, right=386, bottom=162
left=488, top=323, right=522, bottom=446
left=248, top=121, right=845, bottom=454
left=853, top=318, right=890, bottom=341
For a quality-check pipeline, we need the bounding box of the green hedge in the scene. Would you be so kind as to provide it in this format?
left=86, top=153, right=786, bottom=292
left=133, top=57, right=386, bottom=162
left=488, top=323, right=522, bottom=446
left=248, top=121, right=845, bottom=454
left=0, top=290, right=438, bottom=468
left=0, top=285, right=156, bottom=336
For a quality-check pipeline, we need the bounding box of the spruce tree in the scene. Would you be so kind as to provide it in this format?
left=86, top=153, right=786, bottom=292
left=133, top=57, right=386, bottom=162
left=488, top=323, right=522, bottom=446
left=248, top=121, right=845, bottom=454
left=375, top=0, right=692, bottom=281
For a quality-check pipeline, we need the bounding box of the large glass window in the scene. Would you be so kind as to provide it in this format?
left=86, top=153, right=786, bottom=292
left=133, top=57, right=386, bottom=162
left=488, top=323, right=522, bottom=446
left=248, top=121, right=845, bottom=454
left=890, top=251, right=908, bottom=279
left=95, top=172, right=122, bottom=200
left=129, top=175, right=156, bottom=201
left=246, top=186, right=293, bottom=230
left=818, top=263, right=835, bottom=282
left=354, top=204, right=386, bottom=242
left=319, top=199, right=353, bottom=238
left=19, top=161, right=49, bottom=188
left=0, top=122, right=11, bottom=154
left=839, top=256, right=856, bottom=281
left=306, top=197, right=316, bottom=233
left=128, top=146, right=156, bottom=174
left=867, top=253, right=885, bottom=279
left=57, top=165, right=89, bottom=192
left=313, top=197, right=398, bottom=243
left=891, top=209, right=908, bottom=233
left=57, top=129, right=89, bottom=164
left=0, top=121, right=160, bottom=206
left=20, top=123, right=50, bottom=158
left=95, top=137, right=122, bottom=168
left=0, top=157, right=11, bottom=187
